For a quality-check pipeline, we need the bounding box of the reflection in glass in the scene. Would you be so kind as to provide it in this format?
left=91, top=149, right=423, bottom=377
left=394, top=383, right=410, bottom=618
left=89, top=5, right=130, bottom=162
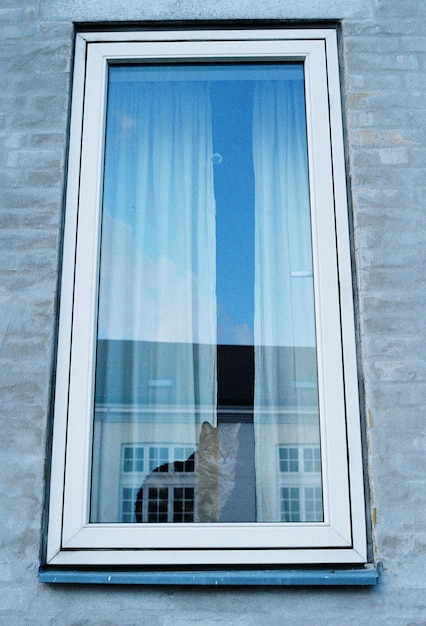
left=90, top=64, right=322, bottom=524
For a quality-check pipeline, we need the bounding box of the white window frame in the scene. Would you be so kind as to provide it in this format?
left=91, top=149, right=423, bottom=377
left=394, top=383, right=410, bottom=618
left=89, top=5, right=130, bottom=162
left=46, top=28, right=367, bottom=567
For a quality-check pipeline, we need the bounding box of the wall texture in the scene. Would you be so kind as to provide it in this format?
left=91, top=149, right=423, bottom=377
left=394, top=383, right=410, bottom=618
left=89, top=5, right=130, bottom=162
left=1, top=0, right=426, bottom=623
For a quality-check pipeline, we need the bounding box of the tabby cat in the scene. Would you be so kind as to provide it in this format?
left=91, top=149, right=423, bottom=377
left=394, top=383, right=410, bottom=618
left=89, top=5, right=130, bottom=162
left=134, top=421, right=240, bottom=523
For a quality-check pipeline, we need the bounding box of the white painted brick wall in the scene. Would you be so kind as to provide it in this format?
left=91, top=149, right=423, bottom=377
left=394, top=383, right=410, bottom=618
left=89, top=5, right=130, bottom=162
left=1, top=0, right=426, bottom=623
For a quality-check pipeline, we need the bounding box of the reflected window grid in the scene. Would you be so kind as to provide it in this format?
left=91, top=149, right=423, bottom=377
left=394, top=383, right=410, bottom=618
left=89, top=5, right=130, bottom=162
left=173, top=487, right=195, bottom=522
left=304, top=486, right=323, bottom=522
left=119, top=443, right=196, bottom=523
left=149, top=447, right=169, bottom=472
left=303, top=446, right=321, bottom=473
left=278, top=445, right=323, bottom=523
left=123, top=446, right=144, bottom=473
left=279, top=447, right=299, bottom=473
left=280, top=487, right=300, bottom=522
left=121, top=486, right=140, bottom=522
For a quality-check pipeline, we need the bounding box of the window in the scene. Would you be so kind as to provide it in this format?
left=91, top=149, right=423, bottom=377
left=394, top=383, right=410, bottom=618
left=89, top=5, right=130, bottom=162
left=119, top=444, right=196, bottom=522
left=278, top=445, right=323, bottom=522
left=45, top=28, right=367, bottom=568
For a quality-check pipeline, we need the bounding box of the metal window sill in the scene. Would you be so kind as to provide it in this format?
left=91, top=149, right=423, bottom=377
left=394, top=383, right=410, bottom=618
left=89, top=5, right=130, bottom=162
left=39, top=566, right=378, bottom=586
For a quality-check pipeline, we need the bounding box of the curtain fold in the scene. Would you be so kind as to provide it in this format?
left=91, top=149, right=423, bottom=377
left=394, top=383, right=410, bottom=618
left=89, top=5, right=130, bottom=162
left=93, top=78, right=217, bottom=521
left=253, top=80, right=317, bottom=521
left=99, top=78, right=217, bottom=422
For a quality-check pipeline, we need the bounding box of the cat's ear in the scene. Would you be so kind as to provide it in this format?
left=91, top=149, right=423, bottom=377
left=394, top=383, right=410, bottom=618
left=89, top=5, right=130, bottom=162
left=229, top=422, right=241, bottom=436
left=201, top=421, right=214, bottom=435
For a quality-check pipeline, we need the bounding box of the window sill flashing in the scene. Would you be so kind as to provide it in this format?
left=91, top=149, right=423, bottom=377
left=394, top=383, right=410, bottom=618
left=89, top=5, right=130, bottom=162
left=39, top=565, right=378, bottom=586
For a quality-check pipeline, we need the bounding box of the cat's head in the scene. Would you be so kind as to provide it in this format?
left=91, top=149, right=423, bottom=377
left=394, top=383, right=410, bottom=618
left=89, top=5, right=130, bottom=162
left=218, top=422, right=240, bottom=465
left=199, top=421, right=240, bottom=463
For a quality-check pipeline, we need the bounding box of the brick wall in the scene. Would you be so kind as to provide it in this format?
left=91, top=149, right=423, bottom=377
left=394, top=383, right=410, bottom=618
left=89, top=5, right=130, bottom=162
left=343, top=7, right=426, bottom=609
left=1, top=1, right=426, bottom=623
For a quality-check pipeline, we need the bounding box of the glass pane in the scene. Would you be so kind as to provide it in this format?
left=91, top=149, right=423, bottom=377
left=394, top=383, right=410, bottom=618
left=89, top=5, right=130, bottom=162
left=90, top=62, right=322, bottom=524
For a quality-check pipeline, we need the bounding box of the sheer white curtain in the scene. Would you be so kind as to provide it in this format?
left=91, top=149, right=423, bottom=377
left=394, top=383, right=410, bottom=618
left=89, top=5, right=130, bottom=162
left=94, top=77, right=217, bottom=520
left=253, top=80, right=317, bottom=521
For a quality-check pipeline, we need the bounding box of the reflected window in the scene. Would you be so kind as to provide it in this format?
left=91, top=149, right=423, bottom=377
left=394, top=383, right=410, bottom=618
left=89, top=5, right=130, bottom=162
left=278, top=445, right=322, bottom=522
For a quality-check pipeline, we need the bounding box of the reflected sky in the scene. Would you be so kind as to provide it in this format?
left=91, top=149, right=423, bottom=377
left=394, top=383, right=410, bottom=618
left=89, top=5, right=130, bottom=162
left=100, top=64, right=306, bottom=346
left=211, top=79, right=255, bottom=345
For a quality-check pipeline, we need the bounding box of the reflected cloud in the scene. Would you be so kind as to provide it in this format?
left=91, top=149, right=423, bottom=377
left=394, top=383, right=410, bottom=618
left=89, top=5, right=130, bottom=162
left=217, top=306, right=253, bottom=346
left=98, top=211, right=216, bottom=344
